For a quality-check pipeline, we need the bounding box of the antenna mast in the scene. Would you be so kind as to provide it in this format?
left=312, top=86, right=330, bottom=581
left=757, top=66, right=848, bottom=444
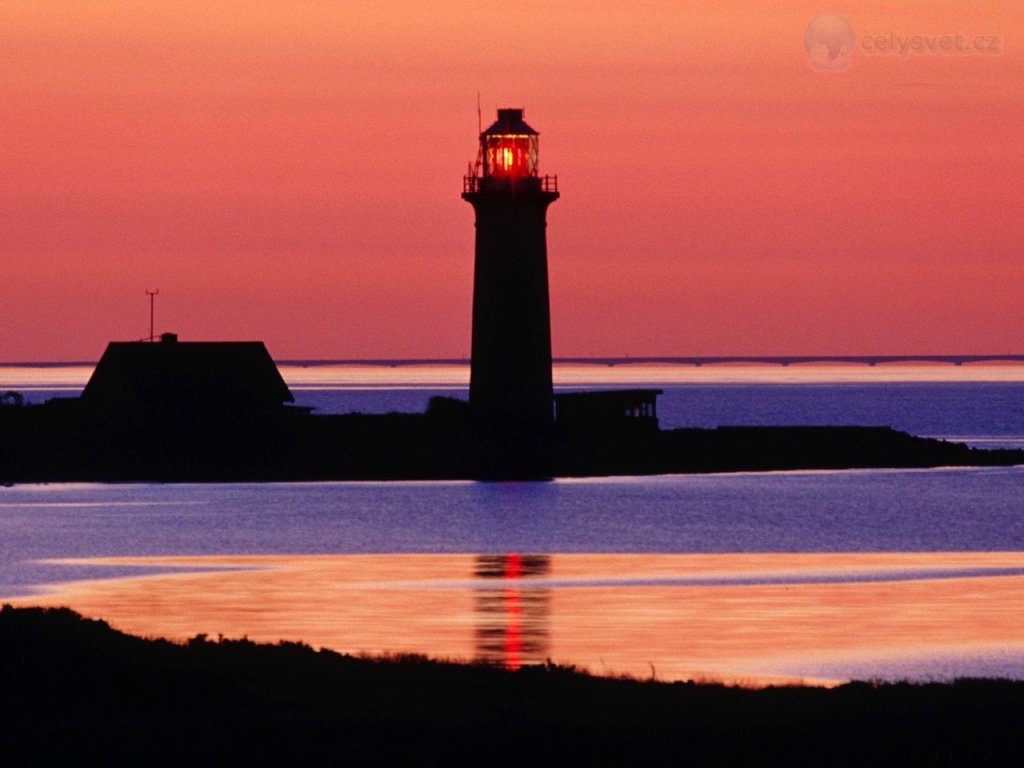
left=471, top=93, right=484, bottom=178
left=145, top=289, right=159, bottom=341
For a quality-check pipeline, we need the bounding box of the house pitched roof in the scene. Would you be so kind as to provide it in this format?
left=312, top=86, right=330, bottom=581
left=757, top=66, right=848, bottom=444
left=81, top=338, right=293, bottom=416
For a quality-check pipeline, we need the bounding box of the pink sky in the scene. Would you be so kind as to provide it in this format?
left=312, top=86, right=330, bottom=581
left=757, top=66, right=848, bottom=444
left=2, top=2, right=1021, bottom=361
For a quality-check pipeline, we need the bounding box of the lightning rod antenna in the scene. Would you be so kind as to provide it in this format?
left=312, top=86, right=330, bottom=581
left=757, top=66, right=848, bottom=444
left=145, top=289, right=159, bottom=342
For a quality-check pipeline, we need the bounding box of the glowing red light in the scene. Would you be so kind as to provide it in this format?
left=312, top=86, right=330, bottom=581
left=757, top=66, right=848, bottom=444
left=485, top=136, right=535, bottom=179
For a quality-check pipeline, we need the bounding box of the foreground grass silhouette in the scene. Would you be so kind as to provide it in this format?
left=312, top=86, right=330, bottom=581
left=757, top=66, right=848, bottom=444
left=2, top=605, right=1022, bottom=764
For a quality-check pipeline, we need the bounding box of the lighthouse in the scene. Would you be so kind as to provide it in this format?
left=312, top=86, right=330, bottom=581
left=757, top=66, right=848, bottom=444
left=463, top=108, right=559, bottom=437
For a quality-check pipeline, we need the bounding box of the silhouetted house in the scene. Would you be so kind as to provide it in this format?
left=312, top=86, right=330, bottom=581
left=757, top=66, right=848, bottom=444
left=80, top=333, right=293, bottom=423
left=554, top=389, right=662, bottom=431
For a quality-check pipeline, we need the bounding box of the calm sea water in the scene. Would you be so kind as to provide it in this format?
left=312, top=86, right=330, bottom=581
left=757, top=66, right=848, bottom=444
left=2, top=467, right=1024, bottom=591
left=3, top=366, right=1024, bottom=682
left=14, top=378, right=1024, bottom=447
left=291, top=382, right=1024, bottom=448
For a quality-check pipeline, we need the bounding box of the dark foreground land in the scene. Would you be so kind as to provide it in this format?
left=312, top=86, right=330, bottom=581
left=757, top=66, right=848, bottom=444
left=2, top=606, right=1023, bottom=765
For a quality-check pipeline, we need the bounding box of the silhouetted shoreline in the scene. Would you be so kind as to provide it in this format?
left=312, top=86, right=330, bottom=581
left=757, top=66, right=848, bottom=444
left=2, top=605, right=1022, bottom=763
left=2, top=395, right=1022, bottom=482
left=4, top=338, right=1021, bottom=482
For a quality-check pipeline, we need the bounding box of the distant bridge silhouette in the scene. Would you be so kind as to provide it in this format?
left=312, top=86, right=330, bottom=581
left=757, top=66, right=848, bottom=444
left=282, top=355, right=1024, bottom=368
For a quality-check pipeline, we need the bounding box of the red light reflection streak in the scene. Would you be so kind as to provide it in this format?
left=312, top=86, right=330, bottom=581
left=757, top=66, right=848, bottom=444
left=504, top=554, right=523, bottom=671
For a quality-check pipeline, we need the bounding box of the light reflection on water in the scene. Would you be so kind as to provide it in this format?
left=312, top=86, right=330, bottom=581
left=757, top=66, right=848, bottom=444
left=474, top=554, right=551, bottom=670
left=6, top=362, right=1024, bottom=389
left=12, top=552, right=1024, bottom=686
left=3, top=470, right=1024, bottom=684
left=6, top=366, right=1024, bottom=438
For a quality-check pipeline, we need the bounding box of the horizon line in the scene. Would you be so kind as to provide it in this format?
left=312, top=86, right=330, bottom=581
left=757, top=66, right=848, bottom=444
left=5, top=354, right=1024, bottom=369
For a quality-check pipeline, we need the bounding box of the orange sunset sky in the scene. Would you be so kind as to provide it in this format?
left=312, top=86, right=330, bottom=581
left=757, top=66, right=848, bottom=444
left=2, top=2, right=1021, bottom=362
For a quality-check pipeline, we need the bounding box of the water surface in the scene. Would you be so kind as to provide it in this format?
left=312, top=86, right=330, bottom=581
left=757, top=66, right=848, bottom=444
left=12, top=552, right=1024, bottom=686
left=4, top=365, right=1023, bottom=684
left=3, top=469, right=1024, bottom=684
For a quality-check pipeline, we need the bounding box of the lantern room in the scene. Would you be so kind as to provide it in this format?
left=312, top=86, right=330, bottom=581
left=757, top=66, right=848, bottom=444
left=481, top=108, right=539, bottom=179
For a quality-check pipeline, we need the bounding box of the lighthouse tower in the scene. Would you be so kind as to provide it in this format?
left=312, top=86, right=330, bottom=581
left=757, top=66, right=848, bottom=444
left=463, top=108, right=559, bottom=435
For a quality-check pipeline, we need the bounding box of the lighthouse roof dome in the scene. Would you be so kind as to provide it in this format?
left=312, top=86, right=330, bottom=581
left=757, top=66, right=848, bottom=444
left=482, top=108, right=538, bottom=136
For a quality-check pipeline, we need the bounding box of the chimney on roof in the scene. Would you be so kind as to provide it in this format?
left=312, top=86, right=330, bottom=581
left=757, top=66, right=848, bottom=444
left=160, top=333, right=178, bottom=344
